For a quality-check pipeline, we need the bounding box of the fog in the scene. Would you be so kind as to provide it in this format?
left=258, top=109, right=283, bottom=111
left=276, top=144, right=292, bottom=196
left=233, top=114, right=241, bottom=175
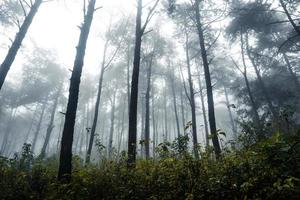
left=0, top=0, right=299, bottom=163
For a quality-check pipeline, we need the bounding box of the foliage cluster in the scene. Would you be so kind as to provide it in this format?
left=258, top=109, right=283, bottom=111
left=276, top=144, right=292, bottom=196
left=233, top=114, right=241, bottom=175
left=0, top=133, right=299, bottom=200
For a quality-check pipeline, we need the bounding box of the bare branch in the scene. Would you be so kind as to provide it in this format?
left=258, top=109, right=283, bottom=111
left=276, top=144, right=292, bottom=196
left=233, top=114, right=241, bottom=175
left=18, top=0, right=27, bottom=17
left=141, top=0, right=160, bottom=34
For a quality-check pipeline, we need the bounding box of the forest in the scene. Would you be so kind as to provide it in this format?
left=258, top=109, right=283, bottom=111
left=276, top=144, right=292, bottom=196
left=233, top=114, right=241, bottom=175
left=0, top=0, right=299, bottom=199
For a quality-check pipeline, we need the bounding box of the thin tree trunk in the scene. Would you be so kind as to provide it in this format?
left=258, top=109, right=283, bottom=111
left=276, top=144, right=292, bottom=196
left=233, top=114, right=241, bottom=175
left=180, top=90, right=186, bottom=134
left=32, top=102, right=47, bottom=153
left=144, top=54, right=154, bottom=159
left=197, top=71, right=209, bottom=148
left=151, top=88, right=156, bottom=158
left=169, top=72, right=181, bottom=138
left=108, top=91, right=116, bottom=158
left=184, top=30, right=199, bottom=158
left=0, top=0, right=43, bottom=90
left=58, top=0, right=96, bottom=181
left=86, top=41, right=108, bottom=163
left=117, top=97, right=126, bottom=158
left=164, top=91, right=168, bottom=141
left=24, top=104, right=38, bottom=144
left=194, top=0, right=221, bottom=158
left=0, top=107, right=15, bottom=154
left=239, top=32, right=261, bottom=126
left=224, top=86, right=237, bottom=140
left=40, top=86, right=61, bottom=158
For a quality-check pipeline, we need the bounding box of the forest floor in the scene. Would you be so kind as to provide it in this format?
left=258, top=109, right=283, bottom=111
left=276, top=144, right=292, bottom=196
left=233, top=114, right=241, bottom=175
left=0, top=133, right=300, bottom=200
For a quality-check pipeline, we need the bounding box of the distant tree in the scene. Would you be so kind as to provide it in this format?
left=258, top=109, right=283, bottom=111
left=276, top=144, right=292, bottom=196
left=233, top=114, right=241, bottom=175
left=86, top=19, right=125, bottom=164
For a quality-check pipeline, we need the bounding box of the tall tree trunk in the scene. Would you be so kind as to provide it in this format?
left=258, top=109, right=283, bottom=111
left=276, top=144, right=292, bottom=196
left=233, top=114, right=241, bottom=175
left=223, top=86, right=237, bottom=140
left=58, top=0, right=96, bottom=181
left=0, top=0, right=43, bottom=90
left=86, top=41, right=108, bottom=163
left=197, top=71, right=209, bottom=148
left=40, top=86, right=61, bottom=158
left=127, top=45, right=131, bottom=114
left=32, top=102, right=47, bottom=153
left=108, top=91, right=116, bottom=158
left=194, top=0, right=221, bottom=158
left=140, top=96, right=145, bottom=158
left=128, top=0, right=143, bottom=165
left=144, top=54, right=154, bottom=159
left=184, top=30, right=199, bottom=158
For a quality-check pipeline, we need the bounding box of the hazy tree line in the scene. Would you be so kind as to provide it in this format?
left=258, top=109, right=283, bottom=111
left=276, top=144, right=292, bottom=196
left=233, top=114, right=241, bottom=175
left=0, top=0, right=299, bottom=181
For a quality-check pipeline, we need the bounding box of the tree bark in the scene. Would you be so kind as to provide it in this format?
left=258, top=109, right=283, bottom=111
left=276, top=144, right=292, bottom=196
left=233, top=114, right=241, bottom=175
left=0, top=0, right=43, bottom=90
left=194, top=0, right=221, bottom=158
left=128, top=0, right=143, bottom=165
left=144, top=56, right=153, bottom=159
left=58, top=0, right=96, bottom=181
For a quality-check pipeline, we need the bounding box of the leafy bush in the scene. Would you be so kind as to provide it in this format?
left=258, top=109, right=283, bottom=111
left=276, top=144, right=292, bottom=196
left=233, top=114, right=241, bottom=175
left=0, top=133, right=299, bottom=200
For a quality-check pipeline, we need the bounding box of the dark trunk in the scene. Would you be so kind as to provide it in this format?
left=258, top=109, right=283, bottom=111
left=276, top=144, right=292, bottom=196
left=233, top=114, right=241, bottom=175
left=128, top=0, right=143, bottom=165
left=194, top=0, right=221, bottom=158
left=0, top=0, right=43, bottom=90
left=58, top=0, right=96, bottom=181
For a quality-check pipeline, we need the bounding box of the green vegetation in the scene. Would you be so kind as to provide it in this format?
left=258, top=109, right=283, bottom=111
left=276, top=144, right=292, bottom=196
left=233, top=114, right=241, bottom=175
left=1, top=132, right=299, bottom=200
